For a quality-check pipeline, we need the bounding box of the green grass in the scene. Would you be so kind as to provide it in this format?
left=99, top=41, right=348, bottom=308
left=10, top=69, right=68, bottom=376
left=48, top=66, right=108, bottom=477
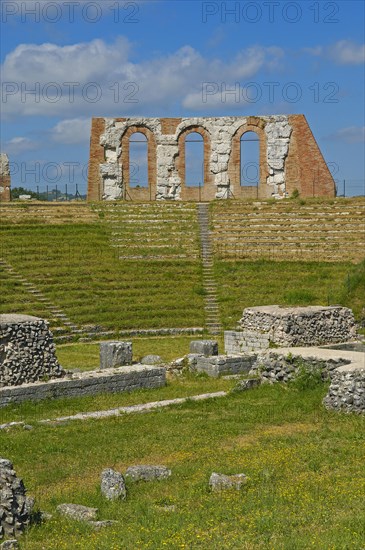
left=1, top=382, right=364, bottom=549
left=0, top=222, right=205, bottom=330
left=214, top=259, right=363, bottom=329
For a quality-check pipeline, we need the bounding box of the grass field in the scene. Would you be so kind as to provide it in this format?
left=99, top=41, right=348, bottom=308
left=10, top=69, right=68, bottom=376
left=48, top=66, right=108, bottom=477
left=1, top=379, right=364, bottom=549
left=1, top=200, right=364, bottom=549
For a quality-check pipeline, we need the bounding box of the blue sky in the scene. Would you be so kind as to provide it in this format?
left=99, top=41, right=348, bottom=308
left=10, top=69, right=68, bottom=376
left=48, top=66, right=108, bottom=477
left=1, top=0, right=364, bottom=195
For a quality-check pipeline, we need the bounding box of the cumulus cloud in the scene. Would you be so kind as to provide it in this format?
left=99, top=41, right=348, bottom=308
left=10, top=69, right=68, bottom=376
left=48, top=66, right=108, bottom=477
left=1, top=38, right=285, bottom=117
left=50, top=118, right=91, bottom=144
left=5, top=137, right=38, bottom=155
left=305, top=40, right=365, bottom=65
left=327, top=126, right=365, bottom=143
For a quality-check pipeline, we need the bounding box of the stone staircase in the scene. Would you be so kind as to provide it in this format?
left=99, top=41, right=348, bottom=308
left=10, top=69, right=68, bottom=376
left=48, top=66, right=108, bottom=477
left=0, top=259, right=115, bottom=343
left=197, top=203, right=222, bottom=335
left=96, top=202, right=200, bottom=260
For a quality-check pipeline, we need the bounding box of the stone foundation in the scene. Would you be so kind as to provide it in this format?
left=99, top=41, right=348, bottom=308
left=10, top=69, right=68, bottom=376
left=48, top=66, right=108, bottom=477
left=0, top=365, right=166, bottom=407
left=0, top=315, right=65, bottom=387
left=225, top=306, right=357, bottom=353
left=195, top=354, right=256, bottom=378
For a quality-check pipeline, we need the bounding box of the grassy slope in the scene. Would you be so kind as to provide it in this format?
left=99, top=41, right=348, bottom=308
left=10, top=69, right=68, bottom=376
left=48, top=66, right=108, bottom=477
left=214, top=259, right=364, bottom=329
left=1, top=383, right=364, bottom=549
left=0, top=222, right=205, bottom=329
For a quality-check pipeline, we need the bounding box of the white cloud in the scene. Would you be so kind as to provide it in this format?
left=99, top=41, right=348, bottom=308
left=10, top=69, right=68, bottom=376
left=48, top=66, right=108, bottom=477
left=5, top=137, right=37, bottom=155
left=328, top=126, right=365, bottom=143
left=1, top=38, right=285, bottom=117
left=50, top=118, right=91, bottom=144
left=305, top=40, right=365, bottom=65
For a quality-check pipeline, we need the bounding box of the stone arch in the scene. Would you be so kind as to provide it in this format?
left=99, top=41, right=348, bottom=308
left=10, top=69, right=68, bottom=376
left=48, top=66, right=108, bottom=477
left=228, top=118, right=269, bottom=199
left=177, top=126, right=214, bottom=201
left=121, top=125, right=157, bottom=200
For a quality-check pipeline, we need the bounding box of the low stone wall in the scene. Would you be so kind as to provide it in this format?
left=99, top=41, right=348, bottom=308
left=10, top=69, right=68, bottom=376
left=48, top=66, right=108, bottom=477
left=0, top=315, right=65, bottom=387
left=224, top=330, right=270, bottom=354
left=195, top=354, right=256, bottom=378
left=249, top=351, right=347, bottom=383
left=0, top=365, right=166, bottom=407
left=323, top=365, right=365, bottom=413
left=225, top=305, right=357, bottom=353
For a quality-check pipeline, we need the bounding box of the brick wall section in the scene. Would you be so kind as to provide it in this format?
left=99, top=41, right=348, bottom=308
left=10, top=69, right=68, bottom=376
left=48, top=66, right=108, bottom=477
left=88, top=118, right=106, bottom=201
left=286, top=114, right=335, bottom=197
left=0, top=153, right=11, bottom=202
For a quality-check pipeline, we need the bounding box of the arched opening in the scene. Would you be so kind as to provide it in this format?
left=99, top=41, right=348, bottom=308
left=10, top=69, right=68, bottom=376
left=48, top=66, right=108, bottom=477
left=185, top=132, right=204, bottom=187
left=129, top=132, right=148, bottom=188
left=240, top=131, right=259, bottom=187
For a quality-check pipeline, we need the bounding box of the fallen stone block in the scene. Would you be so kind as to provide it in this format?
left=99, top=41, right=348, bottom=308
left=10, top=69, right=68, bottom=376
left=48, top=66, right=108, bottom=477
left=196, top=354, right=256, bottom=378
left=190, top=340, right=218, bottom=356
left=209, top=472, right=247, bottom=492
left=101, top=468, right=126, bottom=501
left=56, top=503, right=98, bottom=522
left=100, top=341, right=132, bottom=369
left=125, top=465, right=171, bottom=482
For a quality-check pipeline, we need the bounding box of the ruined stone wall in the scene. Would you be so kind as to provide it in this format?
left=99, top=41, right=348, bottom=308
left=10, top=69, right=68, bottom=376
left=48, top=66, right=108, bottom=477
left=0, top=458, right=32, bottom=540
left=88, top=114, right=335, bottom=201
left=0, top=315, right=65, bottom=387
left=225, top=305, right=357, bottom=353
left=324, top=365, right=365, bottom=413
left=0, top=153, right=11, bottom=202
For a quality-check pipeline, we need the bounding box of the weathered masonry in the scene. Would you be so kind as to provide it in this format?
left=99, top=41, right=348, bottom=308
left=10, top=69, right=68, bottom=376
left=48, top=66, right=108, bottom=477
left=0, top=153, right=11, bottom=202
left=88, top=115, right=335, bottom=201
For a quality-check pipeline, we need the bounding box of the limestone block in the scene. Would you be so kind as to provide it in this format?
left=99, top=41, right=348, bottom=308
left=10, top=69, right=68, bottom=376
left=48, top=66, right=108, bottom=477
left=56, top=503, right=98, bottom=521
left=209, top=472, right=247, bottom=492
left=100, top=469, right=126, bottom=501
left=125, top=465, right=171, bottom=482
left=100, top=341, right=132, bottom=369
left=189, top=340, right=218, bottom=357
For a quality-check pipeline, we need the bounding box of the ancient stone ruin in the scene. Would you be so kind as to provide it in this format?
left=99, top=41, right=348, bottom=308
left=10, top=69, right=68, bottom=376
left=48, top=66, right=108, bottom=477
left=88, top=114, right=335, bottom=201
left=0, top=458, right=33, bottom=540
left=0, top=154, right=11, bottom=202
left=224, top=305, right=357, bottom=354
left=0, top=314, right=65, bottom=387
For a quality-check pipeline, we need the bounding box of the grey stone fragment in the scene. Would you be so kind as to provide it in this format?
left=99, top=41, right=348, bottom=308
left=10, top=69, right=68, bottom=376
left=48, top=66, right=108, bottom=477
left=190, top=340, right=218, bottom=357
left=99, top=341, right=132, bottom=369
left=209, top=472, right=247, bottom=491
left=233, top=378, right=261, bottom=392
left=1, top=541, right=19, bottom=549
left=100, top=469, right=126, bottom=501
left=56, top=503, right=98, bottom=521
left=0, top=457, right=31, bottom=538
left=140, top=355, right=163, bottom=365
left=125, top=465, right=171, bottom=482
